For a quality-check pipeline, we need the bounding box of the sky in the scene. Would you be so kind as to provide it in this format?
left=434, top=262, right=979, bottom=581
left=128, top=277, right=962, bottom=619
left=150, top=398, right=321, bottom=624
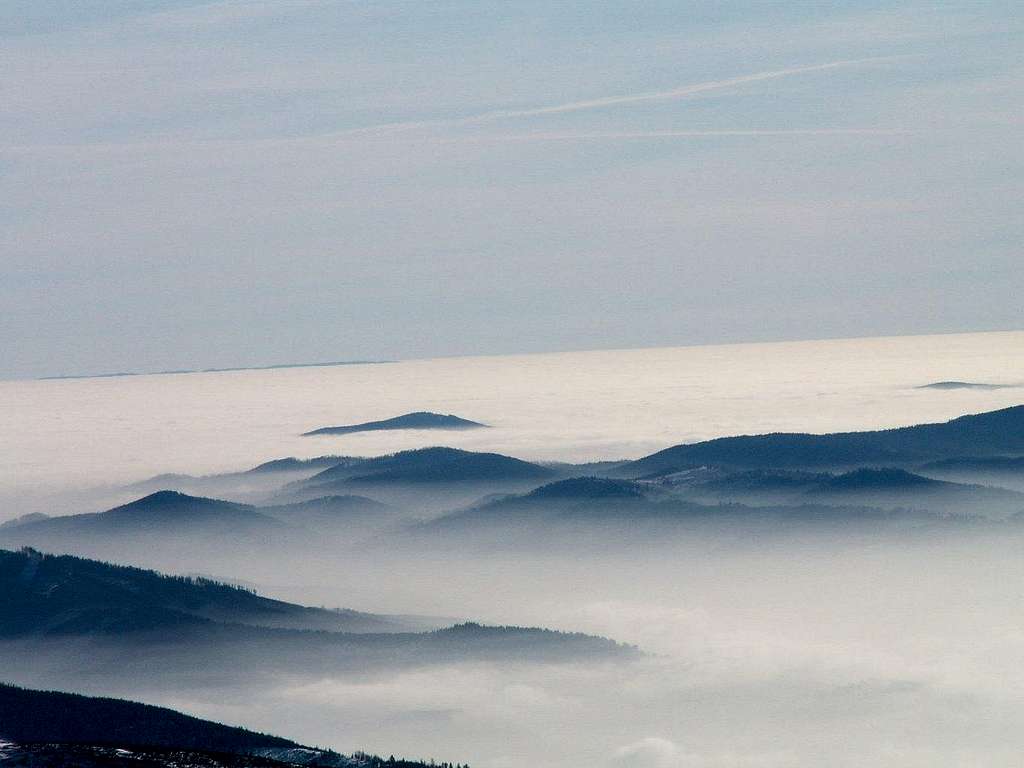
left=1, top=1, right=1022, bottom=379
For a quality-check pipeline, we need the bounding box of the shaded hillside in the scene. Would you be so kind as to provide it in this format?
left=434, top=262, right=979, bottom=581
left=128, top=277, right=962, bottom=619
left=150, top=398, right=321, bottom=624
left=0, top=683, right=458, bottom=768
left=125, top=458, right=356, bottom=497
left=525, top=477, right=647, bottom=500
left=303, top=412, right=486, bottom=436
left=805, top=468, right=1024, bottom=516
left=246, top=456, right=354, bottom=474
left=818, top=467, right=938, bottom=491
left=0, top=682, right=296, bottom=753
left=682, top=467, right=1024, bottom=517
left=921, top=456, right=1024, bottom=474
left=0, top=742, right=290, bottom=767
left=0, top=549, right=633, bottom=686
left=621, top=405, right=1024, bottom=476
left=397, top=472, right=1000, bottom=552
left=302, top=447, right=554, bottom=487
left=0, top=548, right=432, bottom=636
left=690, top=469, right=829, bottom=494
left=0, top=491, right=409, bottom=571
left=0, top=513, right=49, bottom=531
left=1, top=492, right=283, bottom=540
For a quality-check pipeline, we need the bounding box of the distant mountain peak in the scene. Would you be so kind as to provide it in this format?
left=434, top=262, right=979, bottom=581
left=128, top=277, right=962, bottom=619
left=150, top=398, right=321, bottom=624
left=303, top=412, right=487, bottom=437
left=108, top=490, right=251, bottom=515
left=0, top=512, right=50, bottom=530
left=916, top=381, right=1014, bottom=390
left=303, top=445, right=554, bottom=486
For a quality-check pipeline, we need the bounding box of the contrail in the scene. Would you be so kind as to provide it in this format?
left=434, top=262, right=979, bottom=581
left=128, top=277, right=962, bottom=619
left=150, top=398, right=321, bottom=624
left=332, top=56, right=903, bottom=139
left=437, top=127, right=914, bottom=144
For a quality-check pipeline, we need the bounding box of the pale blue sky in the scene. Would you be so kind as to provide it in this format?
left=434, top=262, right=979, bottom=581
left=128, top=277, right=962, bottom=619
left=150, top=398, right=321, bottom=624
left=2, top=1, right=1021, bottom=377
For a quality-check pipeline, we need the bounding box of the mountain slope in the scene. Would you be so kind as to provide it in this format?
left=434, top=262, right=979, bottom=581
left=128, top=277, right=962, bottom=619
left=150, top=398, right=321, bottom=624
left=303, top=447, right=554, bottom=486
left=621, top=405, right=1024, bottom=477
left=0, top=683, right=452, bottom=768
left=2, top=492, right=283, bottom=540
left=0, top=682, right=296, bottom=753
left=0, top=548, right=634, bottom=686
left=682, top=467, right=1024, bottom=517
left=0, top=548, right=433, bottom=636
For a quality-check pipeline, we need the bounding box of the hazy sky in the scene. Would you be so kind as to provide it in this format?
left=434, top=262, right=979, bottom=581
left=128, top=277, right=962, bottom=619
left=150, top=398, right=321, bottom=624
left=2, top=1, right=1022, bottom=378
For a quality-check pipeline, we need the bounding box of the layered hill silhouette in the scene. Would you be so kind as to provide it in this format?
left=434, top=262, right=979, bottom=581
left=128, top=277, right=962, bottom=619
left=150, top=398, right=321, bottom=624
left=620, top=405, right=1024, bottom=476
left=0, top=682, right=298, bottom=753
left=401, top=470, right=1011, bottom=551
left=303, top=412, right=487, bottom=436
left=0, top=683, right=458, bottom=768
left=0, top=548, right=434, bottom=636
left=683, top=467, right=1024, bottom=517
left=0, top=548, right=634, bottom=687
left=917, top=455, right=1024, bottom=490
left=297, top=447, right=554, bottom=489
left=0, top=512, right=49, bottom=530
left=6, top=491, right=283, bottom=536
left=126, top=456, right=356, bottom=497
left=0, top=491, right=408, bottom=562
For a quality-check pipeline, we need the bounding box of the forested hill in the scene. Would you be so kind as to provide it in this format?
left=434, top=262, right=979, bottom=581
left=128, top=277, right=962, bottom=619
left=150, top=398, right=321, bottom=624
left=0, top=547, right=409, bottom=636
left=0, top=683, right=467, bottom=768
left=0, top=682, right=296, bottom=752
left=621, top=405, right=1024, bottom=476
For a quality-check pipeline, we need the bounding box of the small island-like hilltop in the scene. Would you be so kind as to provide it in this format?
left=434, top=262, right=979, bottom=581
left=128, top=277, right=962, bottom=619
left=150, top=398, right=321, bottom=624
left=303, top=412, right=488, bottom=436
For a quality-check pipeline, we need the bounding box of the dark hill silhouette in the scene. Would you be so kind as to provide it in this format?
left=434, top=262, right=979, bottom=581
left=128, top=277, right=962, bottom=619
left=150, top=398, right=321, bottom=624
left=684, top=467, right=1024, bottom=517
left=246, top=456, right=354, bottom=473
left=0, top=549, right=633, bottom=686
left=0, top=491, right=285, bottom=542
left=917, top=381, right=1013, bottom=390
left=0, top=512, right=49, bottom=530
left=621, top=405, right=1024, bottom=476
left=0, top=683, right=455, bottom=768
left=304, top=447, right=553, bottom=486
left=689, top=469, right=829, bottom=493
left=819, top=467, right=941, bottom=491
left=125, top=457, right=356, bottom=496
left=410, top=489, right=955, bottom=552
left=0, top=682, right=297, bottom=752
left=804, top=468, right=1024, bottom=516
left=0, top=548, right=428, bottom=636
left=524, top=477, right=647, bottom=500
left=303, top=412, right=487, bottom=436
left=922, top=456, right=1024, bottom=473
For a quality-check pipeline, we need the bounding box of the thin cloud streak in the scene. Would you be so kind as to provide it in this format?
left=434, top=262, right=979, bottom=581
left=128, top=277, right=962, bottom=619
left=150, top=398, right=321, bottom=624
left=0, top=58, right=910, bottom=155
left=0, top=57, right=919, bottom=157
left=333, top=56, right=907, bottom=139
left=439, top=127, right=917, bottom=144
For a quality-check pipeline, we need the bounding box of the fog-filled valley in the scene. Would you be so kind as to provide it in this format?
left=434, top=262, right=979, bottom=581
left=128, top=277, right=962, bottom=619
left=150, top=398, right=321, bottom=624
left=3, top=335, right=1024, bottom=767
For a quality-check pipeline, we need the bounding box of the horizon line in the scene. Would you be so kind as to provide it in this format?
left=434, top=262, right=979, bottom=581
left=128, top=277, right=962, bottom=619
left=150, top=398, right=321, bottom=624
left=11, top=326, right=1022, bottom=384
